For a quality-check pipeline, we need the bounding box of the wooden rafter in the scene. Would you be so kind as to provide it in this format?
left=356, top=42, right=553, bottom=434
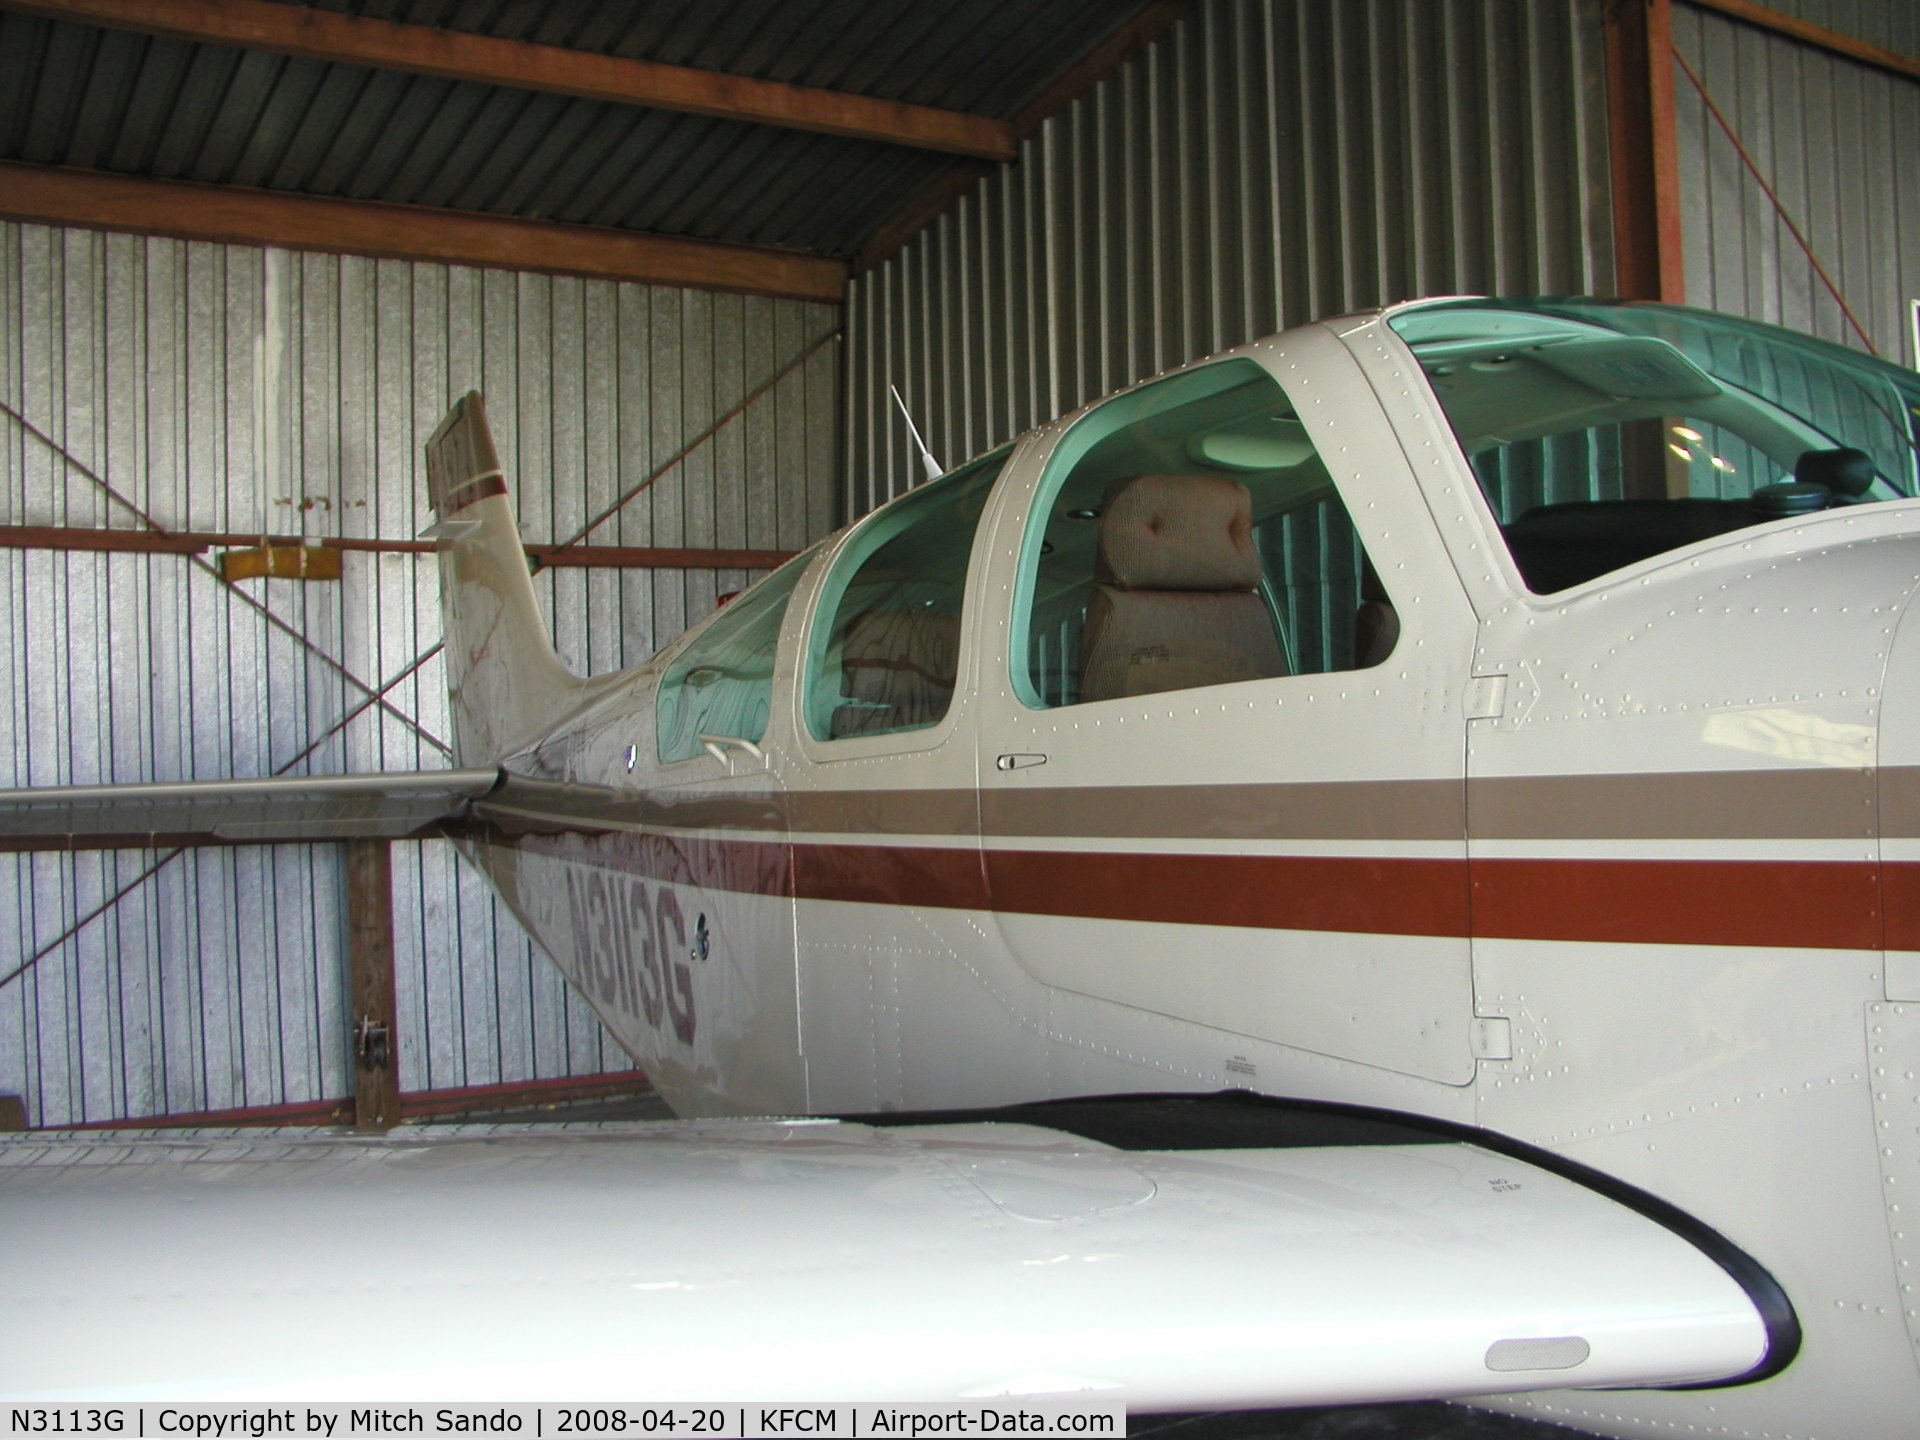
left=0, top=163, right=847, bottom=302
left=1, top=0, right=1019, bottom=161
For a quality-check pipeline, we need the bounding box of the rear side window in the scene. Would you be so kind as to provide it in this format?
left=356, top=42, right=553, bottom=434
left=804, top=447, right=1009, bottom=741
left=656, top=546, right=818, bottom=764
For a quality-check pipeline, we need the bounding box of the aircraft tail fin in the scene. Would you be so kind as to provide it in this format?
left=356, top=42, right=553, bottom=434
left=425, top=392, right=584, bottom=765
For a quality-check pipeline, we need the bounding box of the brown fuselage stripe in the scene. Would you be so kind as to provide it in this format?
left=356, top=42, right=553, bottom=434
left=495, top=828, right=1885, bottom=951
left=487, top=765, right=1920, bottom=843
left=1473, top=857, right=1879, bottom=951
left=1880, top=862, right=1920, bottom=951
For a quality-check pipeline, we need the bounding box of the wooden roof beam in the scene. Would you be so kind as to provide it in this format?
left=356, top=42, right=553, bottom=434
left=0, top=163, right=847, bottom=302
left=2, top=0, right=1019, bottom=162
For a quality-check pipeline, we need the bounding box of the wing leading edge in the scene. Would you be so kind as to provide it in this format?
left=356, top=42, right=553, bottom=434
left=0, top=768, right=502, bottom=847
left=0, top=1103, right=1788, bottom=1406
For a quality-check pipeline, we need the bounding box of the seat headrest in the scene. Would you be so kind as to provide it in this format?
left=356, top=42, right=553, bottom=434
left=1793, top=446, right=1876, bottom=498
left=1095, top=474, right=1260, bottom=591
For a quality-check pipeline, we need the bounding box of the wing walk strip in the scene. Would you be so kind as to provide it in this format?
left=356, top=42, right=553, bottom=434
left=0, top=1094, right=1787, bottom=1403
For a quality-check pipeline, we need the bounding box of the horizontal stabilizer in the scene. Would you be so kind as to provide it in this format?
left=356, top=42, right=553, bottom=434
left=1, top=1115, right=1779, bottom=1405
left=0, top=769, right=500, bottom=847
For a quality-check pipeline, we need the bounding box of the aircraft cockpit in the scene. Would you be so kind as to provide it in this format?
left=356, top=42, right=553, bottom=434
left=1387, top=299, right=1920, bottom=595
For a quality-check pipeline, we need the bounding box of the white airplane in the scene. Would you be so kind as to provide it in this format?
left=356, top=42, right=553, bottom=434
left=3, top=296, right=1918, bottom=1438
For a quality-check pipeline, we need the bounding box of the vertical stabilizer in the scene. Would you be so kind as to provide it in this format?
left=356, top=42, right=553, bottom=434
left=425, top=392, right=582, bottom=764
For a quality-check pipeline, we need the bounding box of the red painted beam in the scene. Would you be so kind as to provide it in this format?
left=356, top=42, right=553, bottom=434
left=0, top=524, right=793, bottom=571
left=49, top=1068, right=656, bottom=1131
left=1604, top=0, right=1685, bottom=302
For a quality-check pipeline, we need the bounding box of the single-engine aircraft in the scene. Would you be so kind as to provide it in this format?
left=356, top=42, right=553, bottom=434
left=4, top=298, right=1920, bottom=1437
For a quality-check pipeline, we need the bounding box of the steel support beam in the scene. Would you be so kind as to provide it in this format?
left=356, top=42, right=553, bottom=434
left=346, top=838, right=399, bottom=1134
left=0, top=0, right=1017, bottom=161
left=0, top=524, right=795, bottom=572
left=1604, top=0, right=1685, bottom=303
left=1685, top=0, right=1920, bottom=84
left=54, top=1070, right=657, bottom=1132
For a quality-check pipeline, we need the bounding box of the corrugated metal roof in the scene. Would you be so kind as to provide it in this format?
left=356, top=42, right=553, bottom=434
left=0, top=2, right=1161, bottom=260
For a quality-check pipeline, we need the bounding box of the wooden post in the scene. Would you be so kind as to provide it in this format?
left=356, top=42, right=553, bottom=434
left=345, top=838, right=399, bottom=1133
left=1603, top=0, right=1685, bottom=302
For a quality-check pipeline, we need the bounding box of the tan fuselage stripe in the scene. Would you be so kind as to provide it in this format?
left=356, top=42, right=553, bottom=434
left=1471, top=767, right=1878, bottom=841
left=1875, top=766, right=1920, bottom=838
left=489, top=766, right=1904, bottom=843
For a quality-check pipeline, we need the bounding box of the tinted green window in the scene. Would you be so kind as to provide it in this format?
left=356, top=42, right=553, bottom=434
left=656, top=546, right=818, bottom=764
left=805, top=448, right=1009, bottom=741
left=1388, top=300, right=1920, bottom=594
left=1014, top=360, right=1393, bottom=710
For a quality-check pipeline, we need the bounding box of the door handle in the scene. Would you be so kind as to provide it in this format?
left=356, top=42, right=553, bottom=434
left=995, top=753, right=1048, bottom=771
left=699, top=733, right=766, bottom=765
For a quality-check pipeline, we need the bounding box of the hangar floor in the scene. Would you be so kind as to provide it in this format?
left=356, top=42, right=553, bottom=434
left=424, top=1097, right=1595, bottom=1440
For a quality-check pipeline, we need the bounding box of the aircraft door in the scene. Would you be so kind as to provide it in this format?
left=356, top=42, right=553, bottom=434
left=973, top=344, right=1482, bottom=1093
left=784, top=448, right=1020, bottom=1112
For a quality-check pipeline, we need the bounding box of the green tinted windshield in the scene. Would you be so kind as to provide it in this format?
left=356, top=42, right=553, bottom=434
left=1388, top=300, right=1920, bottom=593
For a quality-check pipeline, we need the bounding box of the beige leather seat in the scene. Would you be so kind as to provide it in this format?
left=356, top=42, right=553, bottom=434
left=1354, top=554, right=1400, bottom=669
left=1077, top=473, right=1286, bottom=703
left=830, top=606, right=962, bottom=737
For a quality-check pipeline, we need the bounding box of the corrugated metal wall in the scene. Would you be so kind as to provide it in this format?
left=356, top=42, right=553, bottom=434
left=1673, top=0, right=1920, bottom=362
left=0, top=222, right=840, bottom=1127
left=846, top=0, right=1616, bottom=511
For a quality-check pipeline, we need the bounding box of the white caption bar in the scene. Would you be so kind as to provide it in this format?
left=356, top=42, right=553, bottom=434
left=4, top=1405, right=1126, bottom=1439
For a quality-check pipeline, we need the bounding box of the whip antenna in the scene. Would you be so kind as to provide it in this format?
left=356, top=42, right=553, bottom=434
left=889, top=384, right=944, bottom=482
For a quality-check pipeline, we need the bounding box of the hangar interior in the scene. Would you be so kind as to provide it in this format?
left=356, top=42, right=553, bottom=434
left=1, top=0, right=1917, bottom=1136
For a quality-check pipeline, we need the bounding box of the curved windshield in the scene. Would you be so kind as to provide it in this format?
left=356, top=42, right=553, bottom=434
left=1388, top=300, right=1920, bottom=594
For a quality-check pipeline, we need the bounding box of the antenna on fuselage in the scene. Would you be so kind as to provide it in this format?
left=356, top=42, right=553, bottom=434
left=888, top=383, right=944, bottom=482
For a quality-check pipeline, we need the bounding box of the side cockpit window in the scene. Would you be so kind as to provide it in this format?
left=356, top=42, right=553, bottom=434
left=1016, top=359, right=1393, bottom=711
left=1388, top=301, right=1920, bottom=595
left=655, top=546, right=818, bottom=764
left=804, top=447, right=1010, bottom=741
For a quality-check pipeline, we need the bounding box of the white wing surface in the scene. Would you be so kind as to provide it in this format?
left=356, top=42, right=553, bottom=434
left=0, top=769, right=500, bottom=845
left=0, top=1115, right=1780, bottom=1407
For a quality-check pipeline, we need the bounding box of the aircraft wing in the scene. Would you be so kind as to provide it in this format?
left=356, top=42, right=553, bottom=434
left=0, top=1096, right=1794, bottom=1406
left=0, top=768, right=502, bottom=846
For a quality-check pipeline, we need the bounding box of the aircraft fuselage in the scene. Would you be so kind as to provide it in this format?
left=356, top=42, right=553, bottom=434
left=446, top=301, right=1920, bottom=1438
